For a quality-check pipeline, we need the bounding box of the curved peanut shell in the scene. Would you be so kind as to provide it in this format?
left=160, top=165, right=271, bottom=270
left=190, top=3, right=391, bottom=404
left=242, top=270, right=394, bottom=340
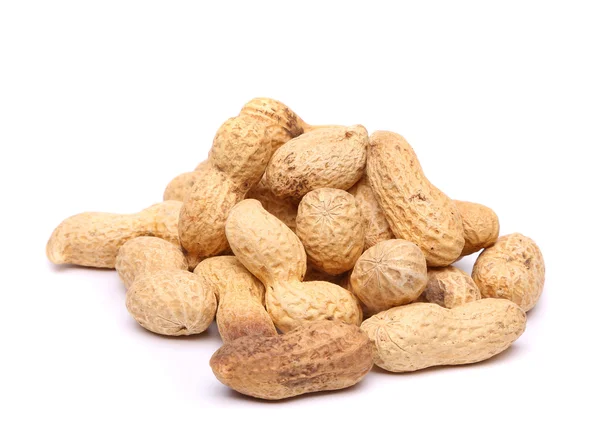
left=163, top=171, right=204, bottom=202
left=296, top=188, right=364, bottom=275
left=348, top=175, right=394, bottom=250
left=194, top=256, right=276, bottom=343
left=46, top=200, right=182, bottom=268
left=361, top=298, right=526, bottom=372
left=419, top=266, right=481, bottom=308
left=116, top=236, right=188, bottom=289
left=350, top=239, right=428, bottom=315
left=454, top=200, right=500, bottom=256
left=367, top=131, right=464, bottom=266
left=472, top=233, right=544, bottom=312
left=126, top=270, right=217, bottom=336
left=266, top=125, right=368, bottom=200
left=210, top=320, right=373, bottom=400
left=246, top=175, right=298, bottom=231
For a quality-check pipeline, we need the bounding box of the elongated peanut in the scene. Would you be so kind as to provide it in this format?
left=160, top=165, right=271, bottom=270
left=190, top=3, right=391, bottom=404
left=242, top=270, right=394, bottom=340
left=210, top=320, right=373, bottom=400
left=116, top=236, right=188, bottom=289
left=266, top=125, right=368, bottom=200
left=194, top=256, right=276, bottom=343
left=472, top=233, right=544, bottom=312
left=361, top=298, right=526, bottom=372
left=348, top=174, right=394, bottom=250
left=350, top=239, right=428, bottom=315
left=296, top=188, right=364, bottom=275
left=46, top=200, right=182, bottom=268
left=454, top=200, right=500, bottom=256
left=419, top=266, right=481, bottom=308
left=126, top=269, right=216, bottom=336
left=246, top=175, right=298, bottom=231
left=367, top=131, right=464, bottom=266
left=225, top=199, right=362, bottom=332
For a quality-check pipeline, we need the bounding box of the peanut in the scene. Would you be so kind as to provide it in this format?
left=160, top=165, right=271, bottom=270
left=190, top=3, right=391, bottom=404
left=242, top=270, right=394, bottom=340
left=419, top=266, right=481, bottom=308
left=454, top=200, right=500, bottom=256
left=246, top=175, right=298, bottom=231
left=296, top=188, right=364, bottom=275
left=126, top=269, right=216, bottom=336
left=115, top=236, right=188, bottom=289
left=163, top=171, right=204, bottom=202
left=348, top=174, right=394, bottom=250
left=361, top=298, right=526, bottom=372
left=193, top=256, right=277, bottom=343
left=210, top=320, right=373, bottom=400
left=266, top=125, right=368, bottom=200
left=46, top=200, right=182, bottom=268
left=367, top=131, right=464, bottom=266
left=225, top=199, right=362, bottom=332
left=472, top=233, right=544, bottom=312
left=350, top=239, right=428, bottom=315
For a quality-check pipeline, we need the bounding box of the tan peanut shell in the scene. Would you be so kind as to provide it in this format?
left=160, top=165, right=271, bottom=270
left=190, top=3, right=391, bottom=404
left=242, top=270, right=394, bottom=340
left=367, top=131, right=464, bottom=266
left=116, top=236, right=188, bottom=289
left=163, top=171, right=203, bottom=202
left=46, top=200, right=182, bottom=268
left=472, top=233, right=544, bottom=312
left=225, top=199, right=362, bottom=332
left=126, top=269, right=216, bottom=336
left=454, top=200, right=500, bottom=256
left=348, top=175, right=394, bottom=250
left=296, top=188, right=364, bottom=275
left=246, top=175, right=298, bottom=231
left=350, top=239, right=428, bottom=315
left=361, top=298, right=526, bottom=372
left=193, top=256, right=276, bottom=343
left=419, top=266, right=481, bottom=308
left=210, top=320, right=373, bottom=400
left=266, top=125, right=368, bottom=200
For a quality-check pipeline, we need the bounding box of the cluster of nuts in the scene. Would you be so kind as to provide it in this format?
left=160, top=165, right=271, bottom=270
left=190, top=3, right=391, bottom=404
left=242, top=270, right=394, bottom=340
left=47, top=97, right=545, bottom=400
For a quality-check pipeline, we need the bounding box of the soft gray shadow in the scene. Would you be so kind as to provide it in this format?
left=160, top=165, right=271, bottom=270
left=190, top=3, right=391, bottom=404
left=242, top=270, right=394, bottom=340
left=47, top=262, right=116, bottom=274
left=126, top=318, right=222, bottom=343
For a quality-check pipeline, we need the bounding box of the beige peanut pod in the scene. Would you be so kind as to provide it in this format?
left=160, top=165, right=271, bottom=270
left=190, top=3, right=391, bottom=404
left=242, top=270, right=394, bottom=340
left=226, top=199, right=362, bottom=332
left=350, top=239, right=428, bottom=315
left=454, top=200, right=500, bottom=256
left=46, top=200, right=182, bottom=268
left=246, top=175, right=298, bottom=231
left=472, top=233, right=544, bottom=312
left=266, top=125, right=368, bottom=200
left=348, top=175, right=394, bottom=250
left=367, top=131, right=464, bottom=266
left=210, top=320, right=373, bottom=400
left=116, top=236, right=188, bottom=289
left=296, top=188, right=364, bottom=275
left=194, top=256, right=276, bottom=343
left=163, top=171, right=204, bottom=202
left=126, top=270, right=216, bottom=336
left=419, top=266, right=481, bottom=308
left=361, top=298, right=526, bottom=372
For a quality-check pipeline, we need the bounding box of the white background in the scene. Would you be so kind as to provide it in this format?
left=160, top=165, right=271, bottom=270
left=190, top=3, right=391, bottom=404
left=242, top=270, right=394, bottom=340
left=1, top=1, right=599, bottom=432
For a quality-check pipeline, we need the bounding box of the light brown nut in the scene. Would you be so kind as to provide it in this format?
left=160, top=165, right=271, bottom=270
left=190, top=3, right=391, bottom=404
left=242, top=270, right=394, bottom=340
left=210, top=320, right=373, bottom=400
left=348, top=174, right=394, bottom=250
left=296, top=188, right=364, bottom=275
left=163, top=171, right=204, bottom=202
left=193, top=256, right=276, bottom=343
left=116, top=237, right=188, bottom=289
left=125, top=270, right=217, bottom=336
left=454, top=200, right=500, bottom=256
left=367, top=131, right=464, bottom=266
left=419, top=266, right=481, bottom=308
left=266, top=125, right=369, bottom=200
left=46, top=200, right=182, bottom=268
left=361, top=298, right=526, bottom=372
left=350, top=239, right=428, bottom=315
left=226, top=199, right=362, bottom=332
left=472, top=233, right=544, bottom=312
left=246, top=175, right=298, bottom=231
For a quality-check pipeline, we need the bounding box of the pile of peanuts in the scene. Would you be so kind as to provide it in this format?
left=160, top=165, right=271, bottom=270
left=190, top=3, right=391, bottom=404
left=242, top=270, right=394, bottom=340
left=47, top=98, right=545, bottom=400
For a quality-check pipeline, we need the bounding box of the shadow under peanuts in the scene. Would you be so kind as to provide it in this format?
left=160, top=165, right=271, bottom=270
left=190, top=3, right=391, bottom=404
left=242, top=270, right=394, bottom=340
left=47, top=262, right=117, bottom=274
left=126, top=318, right=223, bottom=343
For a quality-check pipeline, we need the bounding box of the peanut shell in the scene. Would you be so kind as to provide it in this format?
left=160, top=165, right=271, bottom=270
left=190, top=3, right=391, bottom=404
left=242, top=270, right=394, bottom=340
left=419, top=266, right=481, bottom=308
left=454, top=200, right=500, bottom=256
